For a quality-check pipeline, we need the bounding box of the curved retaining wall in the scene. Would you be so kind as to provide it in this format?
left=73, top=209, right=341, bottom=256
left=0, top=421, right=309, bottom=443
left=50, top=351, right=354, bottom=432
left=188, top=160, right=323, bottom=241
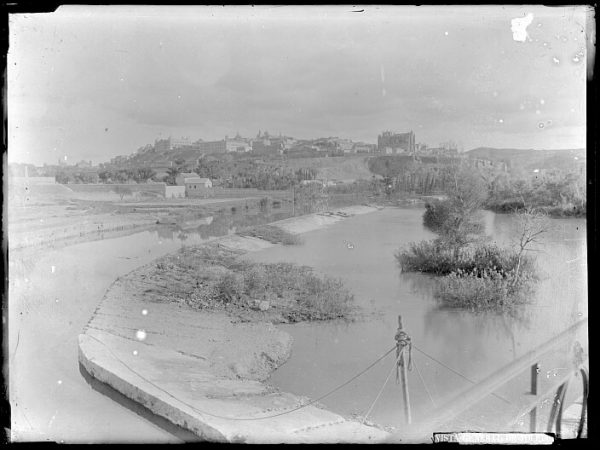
left=78, top=205, right=390, bottom=443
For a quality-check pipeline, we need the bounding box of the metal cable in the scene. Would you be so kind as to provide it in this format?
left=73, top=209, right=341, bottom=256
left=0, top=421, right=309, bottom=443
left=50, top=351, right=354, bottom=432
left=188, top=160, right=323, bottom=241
left=86, top=333, right=396, bottom=421
left=412, top=355, right=437, bottom=408
left=412, top=344, right=510, bottom=404
left=362, top=349, right=403, bottom=423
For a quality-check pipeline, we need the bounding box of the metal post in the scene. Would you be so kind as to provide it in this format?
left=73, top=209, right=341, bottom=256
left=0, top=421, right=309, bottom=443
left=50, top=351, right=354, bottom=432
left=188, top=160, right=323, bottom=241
left=529, top=363, right=539, bottom=432
left=395, top=315, right=412, bottom=425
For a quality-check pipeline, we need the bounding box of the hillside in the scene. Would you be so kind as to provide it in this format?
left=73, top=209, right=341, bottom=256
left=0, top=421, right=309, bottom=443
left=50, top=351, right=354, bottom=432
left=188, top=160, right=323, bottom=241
left=273, top=155, right=375, bottom=182
left=465, top=147, right=586, bottom=172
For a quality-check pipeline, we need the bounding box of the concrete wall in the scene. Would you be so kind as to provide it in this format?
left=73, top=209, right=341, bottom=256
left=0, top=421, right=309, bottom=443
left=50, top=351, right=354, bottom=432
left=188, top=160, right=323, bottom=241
left=186, top=186, right=214, bottom=198
left=210, top=188, right=290, bottom=199
left=67, top=183, right=167, bottom=196
left=165, top=186, right=186, bottom=198
left=10, top=176, right=56, bottom=185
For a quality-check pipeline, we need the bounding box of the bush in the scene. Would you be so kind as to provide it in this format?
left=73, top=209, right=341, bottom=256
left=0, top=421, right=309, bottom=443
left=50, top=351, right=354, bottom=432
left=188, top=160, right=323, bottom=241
left=396, top=241, right=534, bottom=278
left=423, top=201, right=452, bottom=233
left=214, top=272, right=245, bottom=305
left=397, top=241, right=538, bottom=312
left=396, top=240, right=457, bottom=275
left=177, top=246, right=353, bottom=322
left=296, top=275, right=354, bottom=320
left=435, top=267, right=536, bottom=311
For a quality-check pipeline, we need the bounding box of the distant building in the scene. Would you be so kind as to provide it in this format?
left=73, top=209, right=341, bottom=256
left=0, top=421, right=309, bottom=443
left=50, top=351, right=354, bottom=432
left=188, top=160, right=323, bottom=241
left=252, top=131, right=283, bottom=154
left=75, top=160, right=93, bottom=168
left=175, top=172, right=199, bottom=186
left=352, top=142, right=375, bottom=153
left=184, top=177, right=213, bottom=198
left=225, top=137, right=251, bottom=152
left=154, top=136, right=191, bottom=152
left=196, top=140, right=227, bottom=154
left=332, top=138, right=354, bottom=153
left=377, top=131, right=416, bottom=154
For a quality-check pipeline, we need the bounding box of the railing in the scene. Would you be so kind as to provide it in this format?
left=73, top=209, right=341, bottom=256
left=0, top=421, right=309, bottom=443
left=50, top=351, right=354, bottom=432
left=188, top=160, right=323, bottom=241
left=389, top=317, right=588, bottom=441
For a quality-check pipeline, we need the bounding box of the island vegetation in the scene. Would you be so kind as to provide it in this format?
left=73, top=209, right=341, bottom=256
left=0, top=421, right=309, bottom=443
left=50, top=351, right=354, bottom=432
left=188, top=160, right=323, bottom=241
left=149, top=244, right=355, bottom=323
left=396, top=164, right=550, bottom=312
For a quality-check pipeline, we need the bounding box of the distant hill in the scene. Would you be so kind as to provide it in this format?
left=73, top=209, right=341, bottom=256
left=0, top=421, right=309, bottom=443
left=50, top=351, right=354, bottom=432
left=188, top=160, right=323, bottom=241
left=465, top=147, right=586, bottom=172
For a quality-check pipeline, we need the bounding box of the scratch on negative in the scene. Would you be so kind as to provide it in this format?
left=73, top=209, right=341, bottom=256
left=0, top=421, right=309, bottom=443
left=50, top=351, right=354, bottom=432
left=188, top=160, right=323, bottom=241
left=12, top=330, right=20, bottom=363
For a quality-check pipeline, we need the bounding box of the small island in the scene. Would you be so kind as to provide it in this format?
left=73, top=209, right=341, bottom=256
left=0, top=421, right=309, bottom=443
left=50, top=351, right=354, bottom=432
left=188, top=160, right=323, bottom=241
left=396, top=164, right=550, bottom=313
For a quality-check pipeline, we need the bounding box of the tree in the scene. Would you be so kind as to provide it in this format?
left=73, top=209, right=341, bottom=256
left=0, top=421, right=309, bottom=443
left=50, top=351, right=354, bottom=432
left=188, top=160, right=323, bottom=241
left=165, top=167, right=180, bottom=186
left=425, top=164, right=488, bottom=256
left=512, top=209, right=550, bottom=287
left=113, top=185, right=133, bottom=201
left=134, top=167, right=156, bottom=183
left=55, top=170, right=74, bottom=184
left=98, top=170, right=112, bottom=183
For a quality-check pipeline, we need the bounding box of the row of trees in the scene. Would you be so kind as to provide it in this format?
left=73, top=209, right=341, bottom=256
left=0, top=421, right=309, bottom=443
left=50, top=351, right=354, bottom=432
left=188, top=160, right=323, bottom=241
left=369, top=154, right=586, bottom=215
left=97, top=167, right=158, bottom=184
left=484, top=170, right=585, bottom=214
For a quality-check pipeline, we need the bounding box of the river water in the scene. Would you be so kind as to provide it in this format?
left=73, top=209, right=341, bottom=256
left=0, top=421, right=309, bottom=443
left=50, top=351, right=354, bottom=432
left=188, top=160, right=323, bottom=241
left=243, top=207, right=587, bottom=434
left=8, top=208, right=290, bottom=443
left=9, top=205, right=586, bottom=441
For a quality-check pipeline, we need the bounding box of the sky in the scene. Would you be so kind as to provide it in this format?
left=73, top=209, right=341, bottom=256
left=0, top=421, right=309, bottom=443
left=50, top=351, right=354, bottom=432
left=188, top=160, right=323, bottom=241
left=8, top=5, right=593, bottom=166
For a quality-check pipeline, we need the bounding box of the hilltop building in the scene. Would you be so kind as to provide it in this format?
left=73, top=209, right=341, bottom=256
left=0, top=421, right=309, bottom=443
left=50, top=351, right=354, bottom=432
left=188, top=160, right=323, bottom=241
left=154, top=136, right=191, bottom=152
left=225, top=134, right=252, bottom=152
left=252, top=131, right=284, bottom=154
left=377, top=130, right=416, bottom=154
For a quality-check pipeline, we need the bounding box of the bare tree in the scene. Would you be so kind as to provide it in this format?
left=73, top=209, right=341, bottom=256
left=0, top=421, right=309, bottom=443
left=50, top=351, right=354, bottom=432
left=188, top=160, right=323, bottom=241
left=512, top=209, right=551, bottom=287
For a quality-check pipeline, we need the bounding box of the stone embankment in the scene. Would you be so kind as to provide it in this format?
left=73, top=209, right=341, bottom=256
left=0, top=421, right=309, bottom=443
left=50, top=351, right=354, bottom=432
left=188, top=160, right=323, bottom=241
left=79, top=205, right=391, bottom=443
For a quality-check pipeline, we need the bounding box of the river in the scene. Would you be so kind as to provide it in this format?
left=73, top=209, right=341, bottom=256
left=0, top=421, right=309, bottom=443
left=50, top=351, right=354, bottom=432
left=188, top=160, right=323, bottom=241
left=9, top=205, right=586, bottom=441
left=243, top=207, right=587, bottom=434
left=8, top=208, right=289, bottom=443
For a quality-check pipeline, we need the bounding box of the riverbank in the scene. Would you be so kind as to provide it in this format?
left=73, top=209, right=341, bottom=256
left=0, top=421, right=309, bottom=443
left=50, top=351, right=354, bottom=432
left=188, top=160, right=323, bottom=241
left=8, top=196, right=281, bottom=252
left=78, top=205, right=391, bottom=443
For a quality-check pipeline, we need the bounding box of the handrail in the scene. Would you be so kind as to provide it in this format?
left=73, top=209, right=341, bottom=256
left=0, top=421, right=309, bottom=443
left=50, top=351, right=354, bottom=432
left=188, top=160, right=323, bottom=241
left=388, top=317, right=588, bottom=441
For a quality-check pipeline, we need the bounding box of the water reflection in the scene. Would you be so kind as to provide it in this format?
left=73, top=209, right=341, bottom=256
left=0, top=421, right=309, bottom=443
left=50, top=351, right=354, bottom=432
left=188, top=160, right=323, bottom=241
left=156, top=209, right=295, bottom=244
left=401, top=272, right=437, bottom=301
left=249, top=207, right=587, bottom=432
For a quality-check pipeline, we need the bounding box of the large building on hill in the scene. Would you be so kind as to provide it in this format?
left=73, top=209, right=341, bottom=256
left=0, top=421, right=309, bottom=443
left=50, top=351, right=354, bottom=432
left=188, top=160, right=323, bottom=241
left=377, top=130, right=416, bottom=154
left=252, top=130, right=284, bottom=154
left=154, top=136, right=191, bottom=152
left=195, top=140, right=227, bottom=154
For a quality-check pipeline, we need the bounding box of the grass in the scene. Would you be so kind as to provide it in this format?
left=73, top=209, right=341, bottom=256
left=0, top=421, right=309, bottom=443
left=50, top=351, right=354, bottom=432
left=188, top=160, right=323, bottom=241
left=154, top=245, right=353, bottom=322
left=396, top=240, right=538, bottom=312
left=237, top=224, right=303, bottom=245
left=434, top=267, right=536, bottom=312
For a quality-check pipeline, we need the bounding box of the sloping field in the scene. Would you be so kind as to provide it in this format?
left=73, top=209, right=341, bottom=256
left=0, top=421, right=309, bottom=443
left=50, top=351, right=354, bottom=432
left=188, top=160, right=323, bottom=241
left=9, top=183, right=75, bottom=205
left=275, top=155, right=374, bottom=181
left=466, top=147, right=586, bottom=172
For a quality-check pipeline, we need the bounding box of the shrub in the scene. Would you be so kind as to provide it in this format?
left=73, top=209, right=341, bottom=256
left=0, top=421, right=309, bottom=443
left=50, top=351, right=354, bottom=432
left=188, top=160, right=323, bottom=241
left=435, top=267, right=536, bottom=311
left=423, top=201, right=452, bottom=233
left=178, top=246, right=354, bottom=322
left=243, top=264, right=269, bottom=297
left=398, top=240, right=538, bottom=312
left=214, top=272, right=245, bottom=305
left=296, top=274, right=355, bottom=320
left=396, top=241, right=535, bottom=279
left=396, top=240, right=457, bottom=275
